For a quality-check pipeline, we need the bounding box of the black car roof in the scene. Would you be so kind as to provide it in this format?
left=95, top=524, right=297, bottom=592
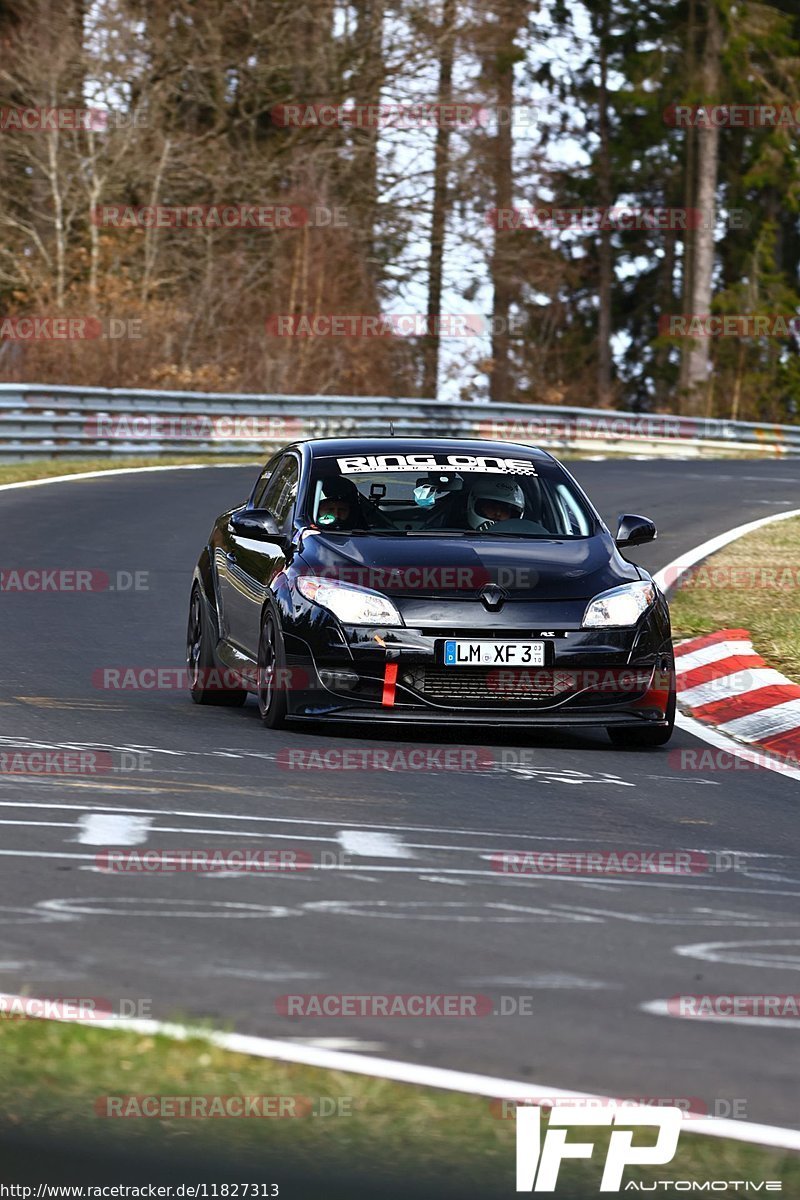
left=294, top=437, right=553, bottom=459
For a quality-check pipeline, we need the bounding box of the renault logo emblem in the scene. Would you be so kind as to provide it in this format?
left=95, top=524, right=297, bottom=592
left=479, top=583, right=507, bottom=611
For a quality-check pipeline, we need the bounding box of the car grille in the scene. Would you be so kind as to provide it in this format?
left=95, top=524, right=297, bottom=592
left=400, top=666, right=564, bottom=705
left=399, top=665, right=654, bottom=707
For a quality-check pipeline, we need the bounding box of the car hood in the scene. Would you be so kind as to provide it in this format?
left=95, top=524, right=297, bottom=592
left=295, top=529, right=639, bottom=601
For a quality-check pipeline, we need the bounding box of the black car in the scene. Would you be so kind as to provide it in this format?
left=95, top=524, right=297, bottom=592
left=187, top=438, right=675, bottom=746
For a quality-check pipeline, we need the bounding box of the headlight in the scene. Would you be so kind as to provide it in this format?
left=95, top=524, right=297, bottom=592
left=582, top=581, right=656, bottom=628
left=296, top=576, right=403, bottom=626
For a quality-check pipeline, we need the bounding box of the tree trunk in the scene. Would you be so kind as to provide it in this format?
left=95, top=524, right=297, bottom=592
left=684, top=0, right=722, bottom=414
left=488, top=0, right=527, bottom=403
left=595, top=1, right=613, bottom=407
left=678, top=0, right=697, bottom=397
left=423, top=0, right=456, bottom=400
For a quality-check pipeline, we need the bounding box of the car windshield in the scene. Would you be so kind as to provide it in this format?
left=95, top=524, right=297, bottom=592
left=306, top=451, right=596, bottom=537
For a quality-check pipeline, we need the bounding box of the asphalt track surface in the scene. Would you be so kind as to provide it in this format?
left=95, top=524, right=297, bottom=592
left=1, top=459, right=799, bottom=1129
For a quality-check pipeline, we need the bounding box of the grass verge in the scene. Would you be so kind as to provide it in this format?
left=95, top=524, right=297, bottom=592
left=0, top=1019, right=797, bottom=1195
left=669, top=514, right=800, bottom=682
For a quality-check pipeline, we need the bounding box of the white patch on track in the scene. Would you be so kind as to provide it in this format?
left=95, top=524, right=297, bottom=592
left=337, top=830, right=413, bottom=858
left=76, top=812, right=152, bottom=845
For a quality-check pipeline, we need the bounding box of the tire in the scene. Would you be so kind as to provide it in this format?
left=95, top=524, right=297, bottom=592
left=187, top=583, right=247, bottom=706
left=257, top=607, right=289, bottom=729
left=607, top=672, right=676, bottom=748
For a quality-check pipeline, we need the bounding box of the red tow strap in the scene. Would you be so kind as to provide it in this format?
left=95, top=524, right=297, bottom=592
left=382, top=662, right=398, bottom=706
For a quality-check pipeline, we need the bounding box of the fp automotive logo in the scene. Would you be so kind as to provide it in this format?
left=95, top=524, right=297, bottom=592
left=516, top=1104, right=682, bottom=1192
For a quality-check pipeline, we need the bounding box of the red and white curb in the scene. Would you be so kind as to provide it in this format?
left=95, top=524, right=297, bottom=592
left=676, top=629, right=800, bottom=763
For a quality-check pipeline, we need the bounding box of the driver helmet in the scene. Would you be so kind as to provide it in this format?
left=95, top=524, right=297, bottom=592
left=467, top=477, right=525, bottom=531
left=316, top=476, right=360, bottom=530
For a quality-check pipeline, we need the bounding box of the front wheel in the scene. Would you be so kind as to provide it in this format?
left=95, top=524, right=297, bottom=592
left=187, top=584, right=247, bottom=706
left=257, top=608, right=289, bottom=728
left=607, top=675, right=676, bottom=748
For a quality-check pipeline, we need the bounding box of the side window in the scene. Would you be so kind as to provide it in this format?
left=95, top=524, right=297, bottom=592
left=252, top=455, right=281, bottom=508
left=261, top=456, right=299, bottom=533
left=554, top=483, right=591, bottom=535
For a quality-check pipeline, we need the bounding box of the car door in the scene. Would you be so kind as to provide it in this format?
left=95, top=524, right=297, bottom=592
left=222, top=453, right=300, bottom=661
left=214, top=457, right=276, bottom=644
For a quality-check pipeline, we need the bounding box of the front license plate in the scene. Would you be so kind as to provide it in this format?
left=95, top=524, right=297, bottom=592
left=443, top=640, right=545, bottom=667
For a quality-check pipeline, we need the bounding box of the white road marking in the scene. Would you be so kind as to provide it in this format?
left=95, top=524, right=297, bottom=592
left=502, top=766, right=634, bottom=787
left=201, top=967, right=326, bottom=982
left=282, top=1038, right=386, bottom=1052
left=0, top=796, right=661, bottom=842
left=0, top=463, right=256, bottom=494
left=674, top=938, right=800, bottom=971
left=418, top=875, right=469, bottom=886
left=0, top=907, right=76, bottom=923
left=556, top=904, right=800, bottom=927
left=1, top=996, right=798, bottom=1153
left=0, top=848, right=797, bottom=904
left=337, top=832, right=412, bottom=858
left=76, top=812, right=152, bottom=846
left=464, top=973, right=612, bottom=990
left=38, top=897, right=295, bottom=919
left=303, top=900, right=602, bottom=923
left=641, top=999, right=800, bottom=1030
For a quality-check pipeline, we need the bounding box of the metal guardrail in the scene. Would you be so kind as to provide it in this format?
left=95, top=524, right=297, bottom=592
left=0, top=383, right=798, bottom=461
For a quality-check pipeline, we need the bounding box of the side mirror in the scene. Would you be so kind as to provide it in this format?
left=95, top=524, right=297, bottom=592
left=230, top=508, right=293, bottom=554
left=615, top=513, right=657, bottom=548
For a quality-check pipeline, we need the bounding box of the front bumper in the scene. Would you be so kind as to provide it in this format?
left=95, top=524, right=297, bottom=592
left=281, top=602, right=674, bottom=727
